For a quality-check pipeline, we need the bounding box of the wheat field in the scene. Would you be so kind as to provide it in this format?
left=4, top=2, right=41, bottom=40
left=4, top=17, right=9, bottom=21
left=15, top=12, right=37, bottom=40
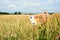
left=0, top=14, right=60, bottom=40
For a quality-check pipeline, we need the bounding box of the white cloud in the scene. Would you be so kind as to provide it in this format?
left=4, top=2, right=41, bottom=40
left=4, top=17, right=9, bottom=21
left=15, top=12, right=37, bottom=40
left=29, top=2, right=40, bottom=6
left=7, top=3, right=17, bottom=10
left=4, top=0, right=10, bottom=3
left=48, top=0, right=54, bottom=4
left=0, top=0, right=11, bottom=4
left=8, top=3, right=15, bottom=7
left=22, top=2, right=41, bottom=7
left=16, top=0, right=41, bottom=7
left=22, top=4, right=29, bottom=7
left=39, top=0, right=54, bottom=7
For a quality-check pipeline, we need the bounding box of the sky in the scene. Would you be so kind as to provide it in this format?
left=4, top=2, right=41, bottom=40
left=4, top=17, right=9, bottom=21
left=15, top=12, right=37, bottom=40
left=0, top=0, right=60, bottom=13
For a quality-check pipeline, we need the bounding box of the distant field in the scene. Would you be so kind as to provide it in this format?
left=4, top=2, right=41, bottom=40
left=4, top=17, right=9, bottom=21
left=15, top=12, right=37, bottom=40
left=0, top=14, right=60, bottom=40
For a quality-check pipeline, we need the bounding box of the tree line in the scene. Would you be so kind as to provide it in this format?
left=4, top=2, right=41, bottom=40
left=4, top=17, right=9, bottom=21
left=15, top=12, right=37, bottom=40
left=0, top=12, right=53, bottom=15
left=0, top=12, right=22, bottom=15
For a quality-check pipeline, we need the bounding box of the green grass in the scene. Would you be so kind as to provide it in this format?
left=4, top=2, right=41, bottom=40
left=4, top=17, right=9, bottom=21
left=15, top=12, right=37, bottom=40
left=0, top=14, right=60, bottom=40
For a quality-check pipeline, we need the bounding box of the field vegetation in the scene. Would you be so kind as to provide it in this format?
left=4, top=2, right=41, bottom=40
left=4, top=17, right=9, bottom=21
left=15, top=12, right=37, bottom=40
left=0, top=13, right=60, bottom=40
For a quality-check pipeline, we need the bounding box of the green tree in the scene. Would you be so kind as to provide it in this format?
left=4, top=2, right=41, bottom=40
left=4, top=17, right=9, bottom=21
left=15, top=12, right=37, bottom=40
left=0, top=12, right=9, bottom=14
left=14, top=12, right=17, bottom=14
left=49, top=12, right=53, bottom=15
left=18, top=12, right=22, bottom=14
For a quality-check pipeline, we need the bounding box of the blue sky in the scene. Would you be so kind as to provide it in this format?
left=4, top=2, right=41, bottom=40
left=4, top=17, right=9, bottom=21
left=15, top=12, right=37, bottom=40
left=0, top=0, right=60, bottom=13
